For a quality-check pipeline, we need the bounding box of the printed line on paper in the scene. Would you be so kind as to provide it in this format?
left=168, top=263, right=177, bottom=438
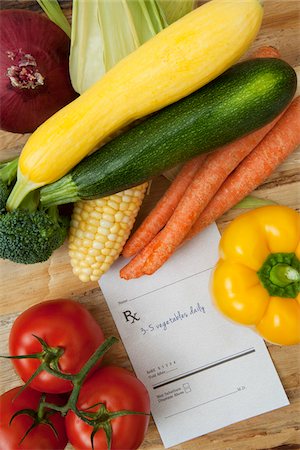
left=165, top=389, right=240, bottom=419
left=125, top=267, right=214, bottom=303
left=153, top=348, right=255, bottom=390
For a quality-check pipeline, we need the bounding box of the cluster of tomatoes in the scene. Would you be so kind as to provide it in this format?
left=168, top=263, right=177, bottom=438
left=0, top=299, right=150, bottom=450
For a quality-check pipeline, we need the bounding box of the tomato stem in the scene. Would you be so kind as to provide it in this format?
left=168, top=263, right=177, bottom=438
left=7, top=336, right=149, bottom=450
left=9, top=396, right=59, bottom=446
left=39, top=336, right=118, bottom=417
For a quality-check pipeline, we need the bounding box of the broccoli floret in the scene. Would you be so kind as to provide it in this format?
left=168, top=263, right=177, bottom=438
left=0, top=157, right=69, bottom=264
left=0, top=179, right=10, bottom=211
left=0, top=204, right=69, bottom=264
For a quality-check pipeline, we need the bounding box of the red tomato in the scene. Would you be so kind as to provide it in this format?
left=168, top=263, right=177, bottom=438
left=66, top=366, right=150, bottom=450
left=0, top=386, right=68, bottom=450
left=9, top=299, right=105, bottom=393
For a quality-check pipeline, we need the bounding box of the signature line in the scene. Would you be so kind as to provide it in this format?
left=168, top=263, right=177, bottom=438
left=165, top=390, right=239, bottom=419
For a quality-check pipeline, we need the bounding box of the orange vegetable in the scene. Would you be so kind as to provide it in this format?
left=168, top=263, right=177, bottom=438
left=120, top=238, right=157, bottom=280
left=250, top=45, right=281, bottom=58
left=141, top=114, right=285, bottom=276
left=120, top=107, right=286, bottom=279
left=120, top=113, right=283, bottom=279
left=122, top=154, right=206, bottom=258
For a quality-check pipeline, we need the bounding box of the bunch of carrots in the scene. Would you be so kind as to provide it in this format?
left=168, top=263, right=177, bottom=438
left=120, top=46, right=300, bottom=279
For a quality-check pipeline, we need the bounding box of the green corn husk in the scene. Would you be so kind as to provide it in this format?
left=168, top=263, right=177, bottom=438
left=70, top=0, right=105, bottom=94
left=70, top=0, right=194, bottom=94
left=36, top=0, right=71, bottom=37
left=157, top=0, right=195, bottom=24
left=97, top=0, right=140, bottom=72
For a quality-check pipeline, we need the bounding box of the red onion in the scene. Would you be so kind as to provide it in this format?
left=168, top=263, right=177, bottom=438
left=0, top=9, right=77, bottom=134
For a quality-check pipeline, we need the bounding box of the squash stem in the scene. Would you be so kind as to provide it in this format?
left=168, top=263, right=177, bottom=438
left=6, top=172, right=39, bottom=211
left=40, top=174, right=80, bottom=208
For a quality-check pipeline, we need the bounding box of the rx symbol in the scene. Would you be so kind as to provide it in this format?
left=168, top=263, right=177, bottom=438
left=123, top=310, right=140, bottom=324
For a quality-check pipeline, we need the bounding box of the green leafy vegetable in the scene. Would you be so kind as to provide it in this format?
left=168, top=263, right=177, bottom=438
left=36, top=0, right=71, bottom=37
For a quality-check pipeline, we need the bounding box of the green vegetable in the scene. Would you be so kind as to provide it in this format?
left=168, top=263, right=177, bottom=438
left=36, top=0, right=71, bottom=37
left=69, top=0, right=190, bottom=94
left=0, top=202, right=69, bottom=265
left=40, top=58, right=297, bottom=208
left=233, top=195, right=278, bottom=209
left=0, top=157, right=69, bottom=264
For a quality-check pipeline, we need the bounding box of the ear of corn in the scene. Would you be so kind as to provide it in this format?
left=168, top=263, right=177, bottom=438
left=7, top=0, right=263, bottom=210
left=69, top=184, right=148, bottom=282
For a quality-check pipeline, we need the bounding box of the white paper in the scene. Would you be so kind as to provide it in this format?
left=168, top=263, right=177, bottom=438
left=100, top=223, right=289, bottom=448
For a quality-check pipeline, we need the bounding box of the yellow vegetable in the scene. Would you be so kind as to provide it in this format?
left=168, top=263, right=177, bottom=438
left=212, top=206, right=300, bottom=346
left=8, top=0, right=263, bottom=209
left=69, top=184, right=148, bottom=281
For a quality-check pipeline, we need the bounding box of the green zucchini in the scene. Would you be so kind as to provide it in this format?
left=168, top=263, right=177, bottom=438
left=41, top=58, right=297, bottom=207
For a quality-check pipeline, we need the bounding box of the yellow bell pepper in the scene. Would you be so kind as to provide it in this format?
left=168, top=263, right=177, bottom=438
left=212, top=205, right=300, bottom=345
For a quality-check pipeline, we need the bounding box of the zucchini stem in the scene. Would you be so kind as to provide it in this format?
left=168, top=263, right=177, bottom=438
left=40, top=174, right=80, bottom=208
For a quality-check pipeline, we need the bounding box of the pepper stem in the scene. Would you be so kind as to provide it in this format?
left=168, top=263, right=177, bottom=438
left=269, top=263, right=300, bottom=287
left=257, top=252, right=300, bottom=298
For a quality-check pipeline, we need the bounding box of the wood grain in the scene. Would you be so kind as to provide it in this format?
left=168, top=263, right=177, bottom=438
left=0, top=1, right=299, bottom=449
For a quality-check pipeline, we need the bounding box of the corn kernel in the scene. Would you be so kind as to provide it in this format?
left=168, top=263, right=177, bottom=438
left=68, top=184, right=147, bottom=282
left=119, top=203, right=128, bottom=211
left=102, top=212, right=115, bottom=220
left=98, top=227, right=110, bottom=236
left=99, top=219, right=111, bottom=229
left=114, top=212, right=123, bottom=222
left=104, top=256, right=114, bottom=265
left=90, top=275, right=100, bottom=281
left=93, top=241, right=105, bottom=250
left=95, top=255, right=106, bottom=262
left=108, top=200, right=120, bottom=209
left=88, top=248, right=101, bottom=256
left=95, top=234, right=107, bottom=243
left=110, top=224, right=120, bottom=234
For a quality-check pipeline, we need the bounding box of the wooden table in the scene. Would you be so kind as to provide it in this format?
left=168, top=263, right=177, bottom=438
left=0, top=1, right=299, bottom=449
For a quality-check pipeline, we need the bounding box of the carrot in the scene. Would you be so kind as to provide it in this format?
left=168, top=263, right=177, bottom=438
left=186, top=96, right=300, bottom=241
left=122, top=154, right=206, bottom=258
left=120, top=238, right=158, bottom=280
left=120, top=114, right=283, bottom=279
left=141, top=115, right=285, bottom=275
left=251, top=46, right=281, bottom=58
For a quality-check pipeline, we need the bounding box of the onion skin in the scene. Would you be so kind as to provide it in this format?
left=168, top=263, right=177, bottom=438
left=0, top=9, right=78, bottom=134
